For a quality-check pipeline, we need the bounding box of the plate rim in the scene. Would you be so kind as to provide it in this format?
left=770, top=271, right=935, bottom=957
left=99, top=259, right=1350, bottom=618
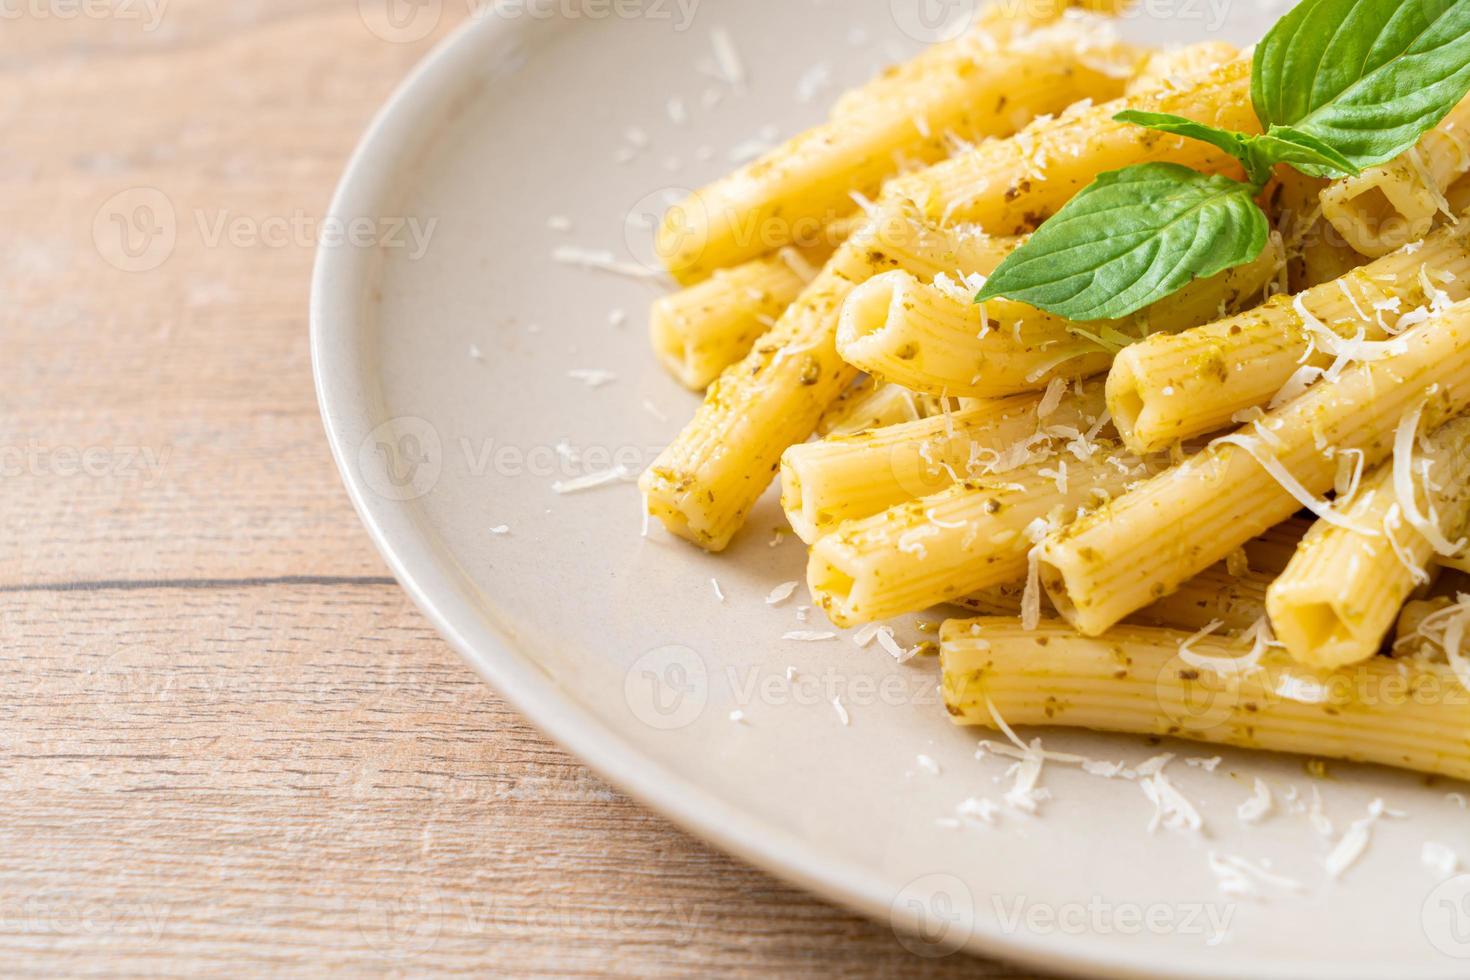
left=308, top=11, right=1450, bottom=979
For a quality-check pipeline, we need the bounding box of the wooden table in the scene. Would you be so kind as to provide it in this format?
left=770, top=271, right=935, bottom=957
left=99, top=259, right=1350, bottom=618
left=0, top=2, right=1039, bottom=975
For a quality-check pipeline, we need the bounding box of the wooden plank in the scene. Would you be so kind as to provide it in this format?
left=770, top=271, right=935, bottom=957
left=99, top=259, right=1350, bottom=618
left=0, top=585, right=1022, bottom=977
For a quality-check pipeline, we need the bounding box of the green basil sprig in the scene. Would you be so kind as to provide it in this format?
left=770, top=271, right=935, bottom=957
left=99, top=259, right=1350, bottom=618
left=977, top=0, right=1470, bottom=323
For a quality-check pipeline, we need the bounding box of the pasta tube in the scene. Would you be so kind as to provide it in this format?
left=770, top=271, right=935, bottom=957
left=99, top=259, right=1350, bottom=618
left=651, top=221, right=856, bottom=390
left=1269, top=167, right=1368, bottom=293
left=1125, top=42, right=1239, bottom=96
left=1321, top=95, right=1470, bottom=258
left=816, top=379, right=956, bottom=438
left=832, top=0, right=1132, bottom=120
left=1136, top=565, right=1272, bottom=634
left=1107, top=220, right=1470, bottom=454
left=808, top=443, right=1163, bottom=627
left=642, top=204, right=1013, bottom=551
left=1040, top=299, right=1470, bottom=636
left=1433, top=553, right=1470, bottom=577
left=889, top=56, right=1256, bottom=230
left=941, top=619, right=1470, bottom=782
left=1268, top=418, right=1470, bottom=668
left=1242, top=517, right=1312, bottom=573
left=837, top=238, right=1280, bottom=398
left=1395, top=598, right=1458, bottom=650
left=957, top=562, right=1273, bottom=634
left=782, top=381, right=1108, bottom=543
left=656, top=18, right=1140, bottom=282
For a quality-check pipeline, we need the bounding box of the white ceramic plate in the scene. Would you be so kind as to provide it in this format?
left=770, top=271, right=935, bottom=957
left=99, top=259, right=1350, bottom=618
left=312, top=3, right=1470, bottom=976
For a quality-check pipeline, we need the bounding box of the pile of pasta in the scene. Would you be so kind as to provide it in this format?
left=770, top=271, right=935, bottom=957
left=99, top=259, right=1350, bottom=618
left=640, top=2, right=1470, bottom=781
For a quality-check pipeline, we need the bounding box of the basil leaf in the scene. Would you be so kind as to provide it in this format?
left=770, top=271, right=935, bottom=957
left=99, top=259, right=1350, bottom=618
left=975, top=163, right=1269, bottom=322
left=1114, top=110, right=1272, bottom=186
left=1253, top=0, right=1470, bottom=169
left=1250, top=125, right=1361, bottom=179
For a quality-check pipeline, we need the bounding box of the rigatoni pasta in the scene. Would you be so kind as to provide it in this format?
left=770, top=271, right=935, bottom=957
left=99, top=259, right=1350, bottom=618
left=815, top=379, right=956, bottom=438
left=889, top=56, right=1256, bottom=230
left=782, top=381, right=1107, bottom=542
left=642, top=202, right=1019, bottom=551
left=1041, top=299, right=1470, bottom=637
left=837, top=237, right=1280, bottom=398
left=651, top=220, right=858, bottom=389
left=1125, top=42, right=1239, bottom=96
left=1321, top=94, right=1470, bottom=258
left=1106, top=219, right=1470, bottom=454
left=1269, top=167, right=1369, bottom=292
left=1267, top=418, right=1470, bottom=668
left=807, top=442, right=1164, bottom=627
left=941, top=619, right=1470, bottom=782
left=957, top=560, right=1274, bottom=634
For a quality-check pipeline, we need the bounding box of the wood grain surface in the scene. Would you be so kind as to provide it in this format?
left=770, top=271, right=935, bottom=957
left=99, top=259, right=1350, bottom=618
left=0, top=2, right=1041, bottom=975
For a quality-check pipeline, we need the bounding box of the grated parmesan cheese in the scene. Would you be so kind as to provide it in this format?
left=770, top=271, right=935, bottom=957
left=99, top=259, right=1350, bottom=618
left=1237, top=778, right=1273, bottom=824
left=1208, top=852, right=1304, bottom=898
left=709, top=27, right=746, bottom=87
left=552, top=465, right=632, bottom=494
left=1325, top=799, right=1398, bottom=879
left=831, top=696, right=850, bottom=726
left=1215, top=432, right=1377, bottom=535
left=1393, top=393, right=1467, bottom=556
left=1020, top=518, right=1053, bottom=631
left=956, top=797, right=999, bottom=825
left=794, top=62, right=831, bottom=103
left=766, top=581, right=799, bottom=606
left=567, top=368, right=617, bottom=388
left=552, top=246, right=660, bottom=280
left=876, top=628, right=916, bottom=664
left=1140, top=761, right=1203, bottom=834
left=1424, top=842, right=1460, bottom=878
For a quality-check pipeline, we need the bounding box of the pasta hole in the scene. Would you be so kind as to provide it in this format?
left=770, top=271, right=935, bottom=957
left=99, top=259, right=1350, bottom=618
left=838, top=274, right=902, bottom=348
left=1289, top=602, right=1352, bottom=653
left=808, top=558, right=858, bottom=627
left=1110, top=386, right=1145, bottom=444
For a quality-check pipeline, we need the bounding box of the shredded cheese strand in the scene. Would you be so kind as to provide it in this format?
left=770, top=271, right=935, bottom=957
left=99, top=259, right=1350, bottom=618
left=1392, top=395, right=1466, bottom=556
left=1213, top=434, right=1377, bottom=535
